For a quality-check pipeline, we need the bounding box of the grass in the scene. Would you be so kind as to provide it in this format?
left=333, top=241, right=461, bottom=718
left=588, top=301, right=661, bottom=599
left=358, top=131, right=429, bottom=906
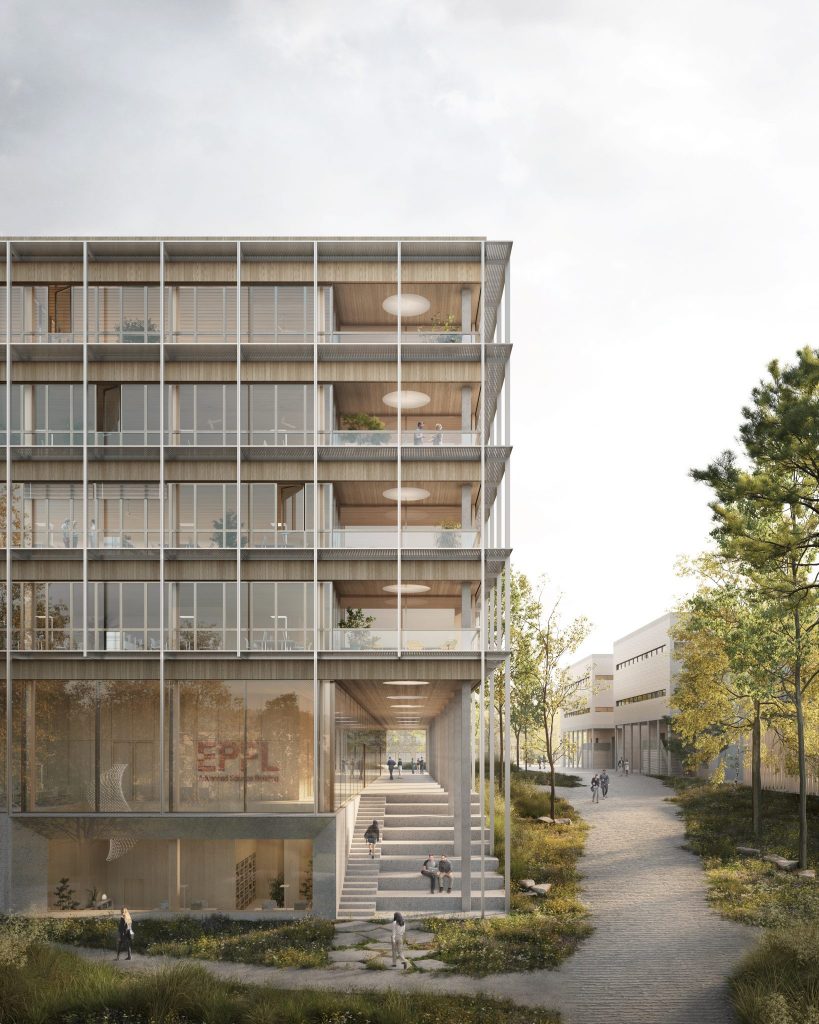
left=421, top=776, right=591, bottom=975
left=0, top=944, right=561, bottom=1024
left=510, top=766, right=583, bottom=788
left=730, top=921, right=819, bottom=1024
left=663, top=779, right=819, bottom=1021
left=45, top=915, right=335, bottom=969
left=664, top=778, right=819, bottom=926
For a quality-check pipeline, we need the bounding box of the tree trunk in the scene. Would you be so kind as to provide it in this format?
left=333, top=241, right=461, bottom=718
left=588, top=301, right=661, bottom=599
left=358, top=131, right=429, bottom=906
left=515, top=730, right=520, bottom=767
left=794, top=606, right=808, bottom=869
left=751, top=701, right=761, bottom=840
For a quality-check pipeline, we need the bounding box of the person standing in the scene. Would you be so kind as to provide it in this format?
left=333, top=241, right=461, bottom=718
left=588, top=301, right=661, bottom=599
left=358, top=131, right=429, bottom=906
left=600, top=769, right=609, bottom=798
left=396, top=756, right=403, bottom=777
left=410, top=757, right=416, bottom=775
left=387, top=755, right=396, bottom=780
left=433, top=423, right=443, bottom=445
left=624, top=758, right=630, bottom=776
left=391, top=912, right=408, bottom=969
left=115, top=907, right=133, bottom=960
left=414, top=421, right=425, bottom=445
left=421, top=853, right=438, bottom=894
left=590, top=774, right=600, bottom=803
left=364, top=819, right=380, bottom=858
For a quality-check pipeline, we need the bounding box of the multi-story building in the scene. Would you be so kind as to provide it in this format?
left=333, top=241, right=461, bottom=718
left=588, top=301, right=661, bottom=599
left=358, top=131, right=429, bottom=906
left=562, top=614, right=683, bottom=776
left=561, top=654, right=615, bottom=770
left=0, top=236, right=512, bottom=917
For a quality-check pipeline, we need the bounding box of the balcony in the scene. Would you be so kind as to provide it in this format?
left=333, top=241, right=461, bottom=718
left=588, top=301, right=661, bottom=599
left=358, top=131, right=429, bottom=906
left=321, top=527, right=478, bottom=550
left=318, top=331, right=479, bottom=345
left=322, top=429, right=479, bottom=447
left=324, top=628, right=480, bottom=653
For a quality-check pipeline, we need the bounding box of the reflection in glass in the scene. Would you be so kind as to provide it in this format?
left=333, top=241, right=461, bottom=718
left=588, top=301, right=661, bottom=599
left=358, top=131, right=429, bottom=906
left=168, top=679, right=313, bottom=812
left=333, top=687, right=385, bottom=810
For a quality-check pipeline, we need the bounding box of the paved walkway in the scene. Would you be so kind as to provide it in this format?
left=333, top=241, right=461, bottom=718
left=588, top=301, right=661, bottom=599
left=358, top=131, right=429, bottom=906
left=66, top=773, right=758, bottom=1024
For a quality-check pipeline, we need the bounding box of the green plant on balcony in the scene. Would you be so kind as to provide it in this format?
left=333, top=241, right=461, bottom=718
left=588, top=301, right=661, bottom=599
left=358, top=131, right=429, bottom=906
left=421, top=313, right=460, bottom=343
left=121, top=317, right=159, bottom=344
left=341, top=412, right=388, bottom=445
left=338, top=607, right=378, bottom=650
left=436, top=520, right=462, bottom=548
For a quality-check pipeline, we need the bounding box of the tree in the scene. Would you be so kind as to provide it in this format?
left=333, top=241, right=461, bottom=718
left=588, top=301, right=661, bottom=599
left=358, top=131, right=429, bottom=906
left=693, top=348, right=819, bottom=868
left=671, top=554, right=787, bottom=837
left=531, top=591, right=591, bottom=820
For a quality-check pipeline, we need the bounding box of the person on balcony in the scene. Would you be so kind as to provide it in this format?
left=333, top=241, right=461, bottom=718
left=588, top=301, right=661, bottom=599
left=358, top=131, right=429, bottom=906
left=433, top=423, right=443, bottom=445
left=414, top=421, right=425, bottom=445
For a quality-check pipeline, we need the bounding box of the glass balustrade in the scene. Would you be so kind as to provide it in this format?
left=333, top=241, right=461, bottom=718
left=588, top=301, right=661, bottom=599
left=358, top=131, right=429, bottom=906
left=322, top=429, right=479, bottom=446
left=320, top=527, right=478, bottom=549
left=318, top=331, right=479, bottom=345
left=323, top=628, right=479, bottom=652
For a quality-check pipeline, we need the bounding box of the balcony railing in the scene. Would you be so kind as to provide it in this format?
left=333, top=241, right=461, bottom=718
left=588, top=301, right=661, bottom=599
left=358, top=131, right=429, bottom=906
left=318, top=331, right=479, bottom=345
left=324, top=628, right=480, bottom=652
left=323, top=429, right=478, bottom=446
left=87, top=431, right=162, bottom=447
left=166, top=529, right=312, bottom=549
left=321, top=527, right=478, bottom=549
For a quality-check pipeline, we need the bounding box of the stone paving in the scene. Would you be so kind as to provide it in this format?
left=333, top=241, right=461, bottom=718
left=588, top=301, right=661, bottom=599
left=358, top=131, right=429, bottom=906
left=65, top=773, right=759, bottom=1023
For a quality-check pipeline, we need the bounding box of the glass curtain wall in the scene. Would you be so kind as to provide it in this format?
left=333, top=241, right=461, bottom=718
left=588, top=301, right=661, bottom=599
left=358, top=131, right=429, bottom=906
left=11, top=483, right=84, bottom=548
left=11, top=583, right=84, bottom=651
left=10, top=384, right=84, bottom=446
left=166, top=679, right=314, bottom=812
left=90, top=384, right=161, bottom=446
left=88, top=583, right=161, bottom=652
left=333, top=687, right=386, bottom=810
left=11, top=679, right=161, bottom=812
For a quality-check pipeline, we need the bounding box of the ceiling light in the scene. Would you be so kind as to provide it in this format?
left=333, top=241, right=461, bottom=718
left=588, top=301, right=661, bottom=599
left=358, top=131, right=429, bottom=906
left=382, top=293, right=431, bottom=317
left=382, top=583, right=430, bottom=595
left=382, top=487, right=430, bottom=502
left=382, top=390, right=430, bottom=410
left=382, top=680, right=429, bottom=686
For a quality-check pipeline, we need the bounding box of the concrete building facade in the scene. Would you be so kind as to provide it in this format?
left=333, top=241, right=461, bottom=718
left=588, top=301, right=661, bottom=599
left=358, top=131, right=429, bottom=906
left=561, top=653, right=615, bottom=770
left=0, top=236, right=512, bottom=917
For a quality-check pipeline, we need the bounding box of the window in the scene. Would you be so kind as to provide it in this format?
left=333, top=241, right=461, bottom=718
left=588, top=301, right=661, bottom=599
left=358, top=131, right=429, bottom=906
left=616, top=689, right=667, bottom=707
left=615, top=644, right=666, bottom=671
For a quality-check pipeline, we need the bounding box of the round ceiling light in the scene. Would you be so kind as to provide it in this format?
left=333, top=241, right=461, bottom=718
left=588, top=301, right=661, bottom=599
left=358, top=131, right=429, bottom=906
left=382, top=293, right=431, bottom=317
left=382, top=487, right=430, bottom=502
left=382, top=390, right=430, bottom=410
left=382, top=680, right=429, bottom=686
left=382, top=583, right=430, bottom=595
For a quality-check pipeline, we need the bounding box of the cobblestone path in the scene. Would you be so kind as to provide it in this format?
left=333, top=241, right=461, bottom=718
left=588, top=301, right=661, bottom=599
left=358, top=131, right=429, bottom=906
left=65, top=773, right=758, bottom=1024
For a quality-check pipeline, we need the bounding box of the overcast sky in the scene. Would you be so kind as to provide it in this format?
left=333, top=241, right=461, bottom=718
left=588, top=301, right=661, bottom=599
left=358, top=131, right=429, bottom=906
left=2, top=0, right=817, bottom=654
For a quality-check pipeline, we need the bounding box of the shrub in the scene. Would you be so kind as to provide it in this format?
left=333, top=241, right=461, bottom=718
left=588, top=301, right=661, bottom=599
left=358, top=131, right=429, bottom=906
left=731, top=921, right=819, bottom=1024
left=0, top=915, right=48, bottom=969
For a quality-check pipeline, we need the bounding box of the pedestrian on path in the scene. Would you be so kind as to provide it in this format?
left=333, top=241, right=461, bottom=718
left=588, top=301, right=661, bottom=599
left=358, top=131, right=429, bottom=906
left=391, top=912, right=408, bottom=969
left=591, top=774, right=600, bottom=803
left=397, top=757, right=403, bottom=777
left=387, top=755, right=396, bottom=780
left=617, top=757, right=623, bottom=775
left=115, top=907, right=133, bottom=960
left=624, top=759, right=630, bottom=776
left=364, top=819, right=380, bottom=858
left=600, top=769, right=609, bottom=798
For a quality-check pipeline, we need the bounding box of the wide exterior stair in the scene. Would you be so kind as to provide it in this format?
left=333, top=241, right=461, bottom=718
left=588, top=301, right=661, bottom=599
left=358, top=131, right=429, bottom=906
left=337, top=773, right=506, bottom=918
left=336, top=789, right=386, bottom=920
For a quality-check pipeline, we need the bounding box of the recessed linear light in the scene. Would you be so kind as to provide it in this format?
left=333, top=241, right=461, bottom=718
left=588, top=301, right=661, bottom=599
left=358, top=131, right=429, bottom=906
left=391, top=705, right=426, bottom=709
left=382, top=680, right=429, bottom=686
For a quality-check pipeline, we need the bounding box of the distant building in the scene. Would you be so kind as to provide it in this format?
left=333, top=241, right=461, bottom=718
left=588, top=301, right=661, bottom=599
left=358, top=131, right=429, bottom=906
left=561, top=654, right=614, bottom=770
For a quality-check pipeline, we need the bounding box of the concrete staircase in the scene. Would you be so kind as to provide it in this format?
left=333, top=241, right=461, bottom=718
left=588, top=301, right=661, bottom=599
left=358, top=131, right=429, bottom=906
left=336, top=789, right=386, bottom=920
left=337, top=773, right=506, bottom=919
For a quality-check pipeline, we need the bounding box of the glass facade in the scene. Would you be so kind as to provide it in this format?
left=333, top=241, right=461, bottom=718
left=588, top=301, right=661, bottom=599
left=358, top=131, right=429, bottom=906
left=333, top=688, right=385, bottom=810
left=168, top=679, right=314, bottom=812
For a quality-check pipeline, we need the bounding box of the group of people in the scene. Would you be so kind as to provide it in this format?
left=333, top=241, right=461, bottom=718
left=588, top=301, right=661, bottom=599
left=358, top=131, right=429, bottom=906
left=60, top=518, right=97, bottom=548
left=590, top=769, right=610, bottom=803
left=617, top=757, right=631, bottom=776
left=413, top=421, right=444, bottom=445
left=386, top=755, right=425, bottom=779
left=420, top=852, right=454, bottom=894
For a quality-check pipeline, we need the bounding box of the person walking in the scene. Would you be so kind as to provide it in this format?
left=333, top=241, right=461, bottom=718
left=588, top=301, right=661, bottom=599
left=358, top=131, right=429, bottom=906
left=391, top=912, right=408, bottom=969
left=115, top=907, right=133, bottom=960
left=624, top=758, right=630, bottom=776
left=387, top=755, right=396, bottom=780
left=410, top=757, right=416, bottom=775
left=364, top=819, right=380, bottom=858
left=617, top=757, right=623, bottom=775
left=396, top=756, right=403, bottom=777
left=590, top=774, right=600, bottom=803
left=437, top=854, right=453, bottom=893
left=421, top=853, right=438, bottom=894
left=600, top=769, right=610, bottom=798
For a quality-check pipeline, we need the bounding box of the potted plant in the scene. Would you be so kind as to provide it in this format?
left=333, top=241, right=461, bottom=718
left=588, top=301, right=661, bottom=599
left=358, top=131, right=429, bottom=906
left=341, top=413, right=388, bottom=445
left=269, top=874, right=285, bottom=908
left=420, top=313, right=460, bottom=344
left=338, top=607, right=377, bottom=650
left=436, top=520, right=462, bottom=548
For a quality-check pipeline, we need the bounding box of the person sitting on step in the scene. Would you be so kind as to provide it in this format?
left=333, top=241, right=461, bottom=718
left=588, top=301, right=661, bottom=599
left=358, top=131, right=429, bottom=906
left=437, top=854, right=453, bottom=893
left=421, top=853, right=438, bottom=893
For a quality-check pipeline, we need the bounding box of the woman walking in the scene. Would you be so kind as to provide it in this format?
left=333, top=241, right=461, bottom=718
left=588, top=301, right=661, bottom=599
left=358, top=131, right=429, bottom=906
left=115, top=907, right=133, bottom=960
left=590, top=774, right=600, bottom=804
left=364, top=819, right=380, bottom=858
left=391, top=911, right=408, bottom=969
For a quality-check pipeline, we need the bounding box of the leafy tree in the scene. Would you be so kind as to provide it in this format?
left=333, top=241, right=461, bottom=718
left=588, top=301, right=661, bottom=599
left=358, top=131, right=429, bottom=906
left=531, top=591, right=591, bottom=820
left=693, top=348, right=819, bottom=867
left=671, top=554, right=787, bottom=837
